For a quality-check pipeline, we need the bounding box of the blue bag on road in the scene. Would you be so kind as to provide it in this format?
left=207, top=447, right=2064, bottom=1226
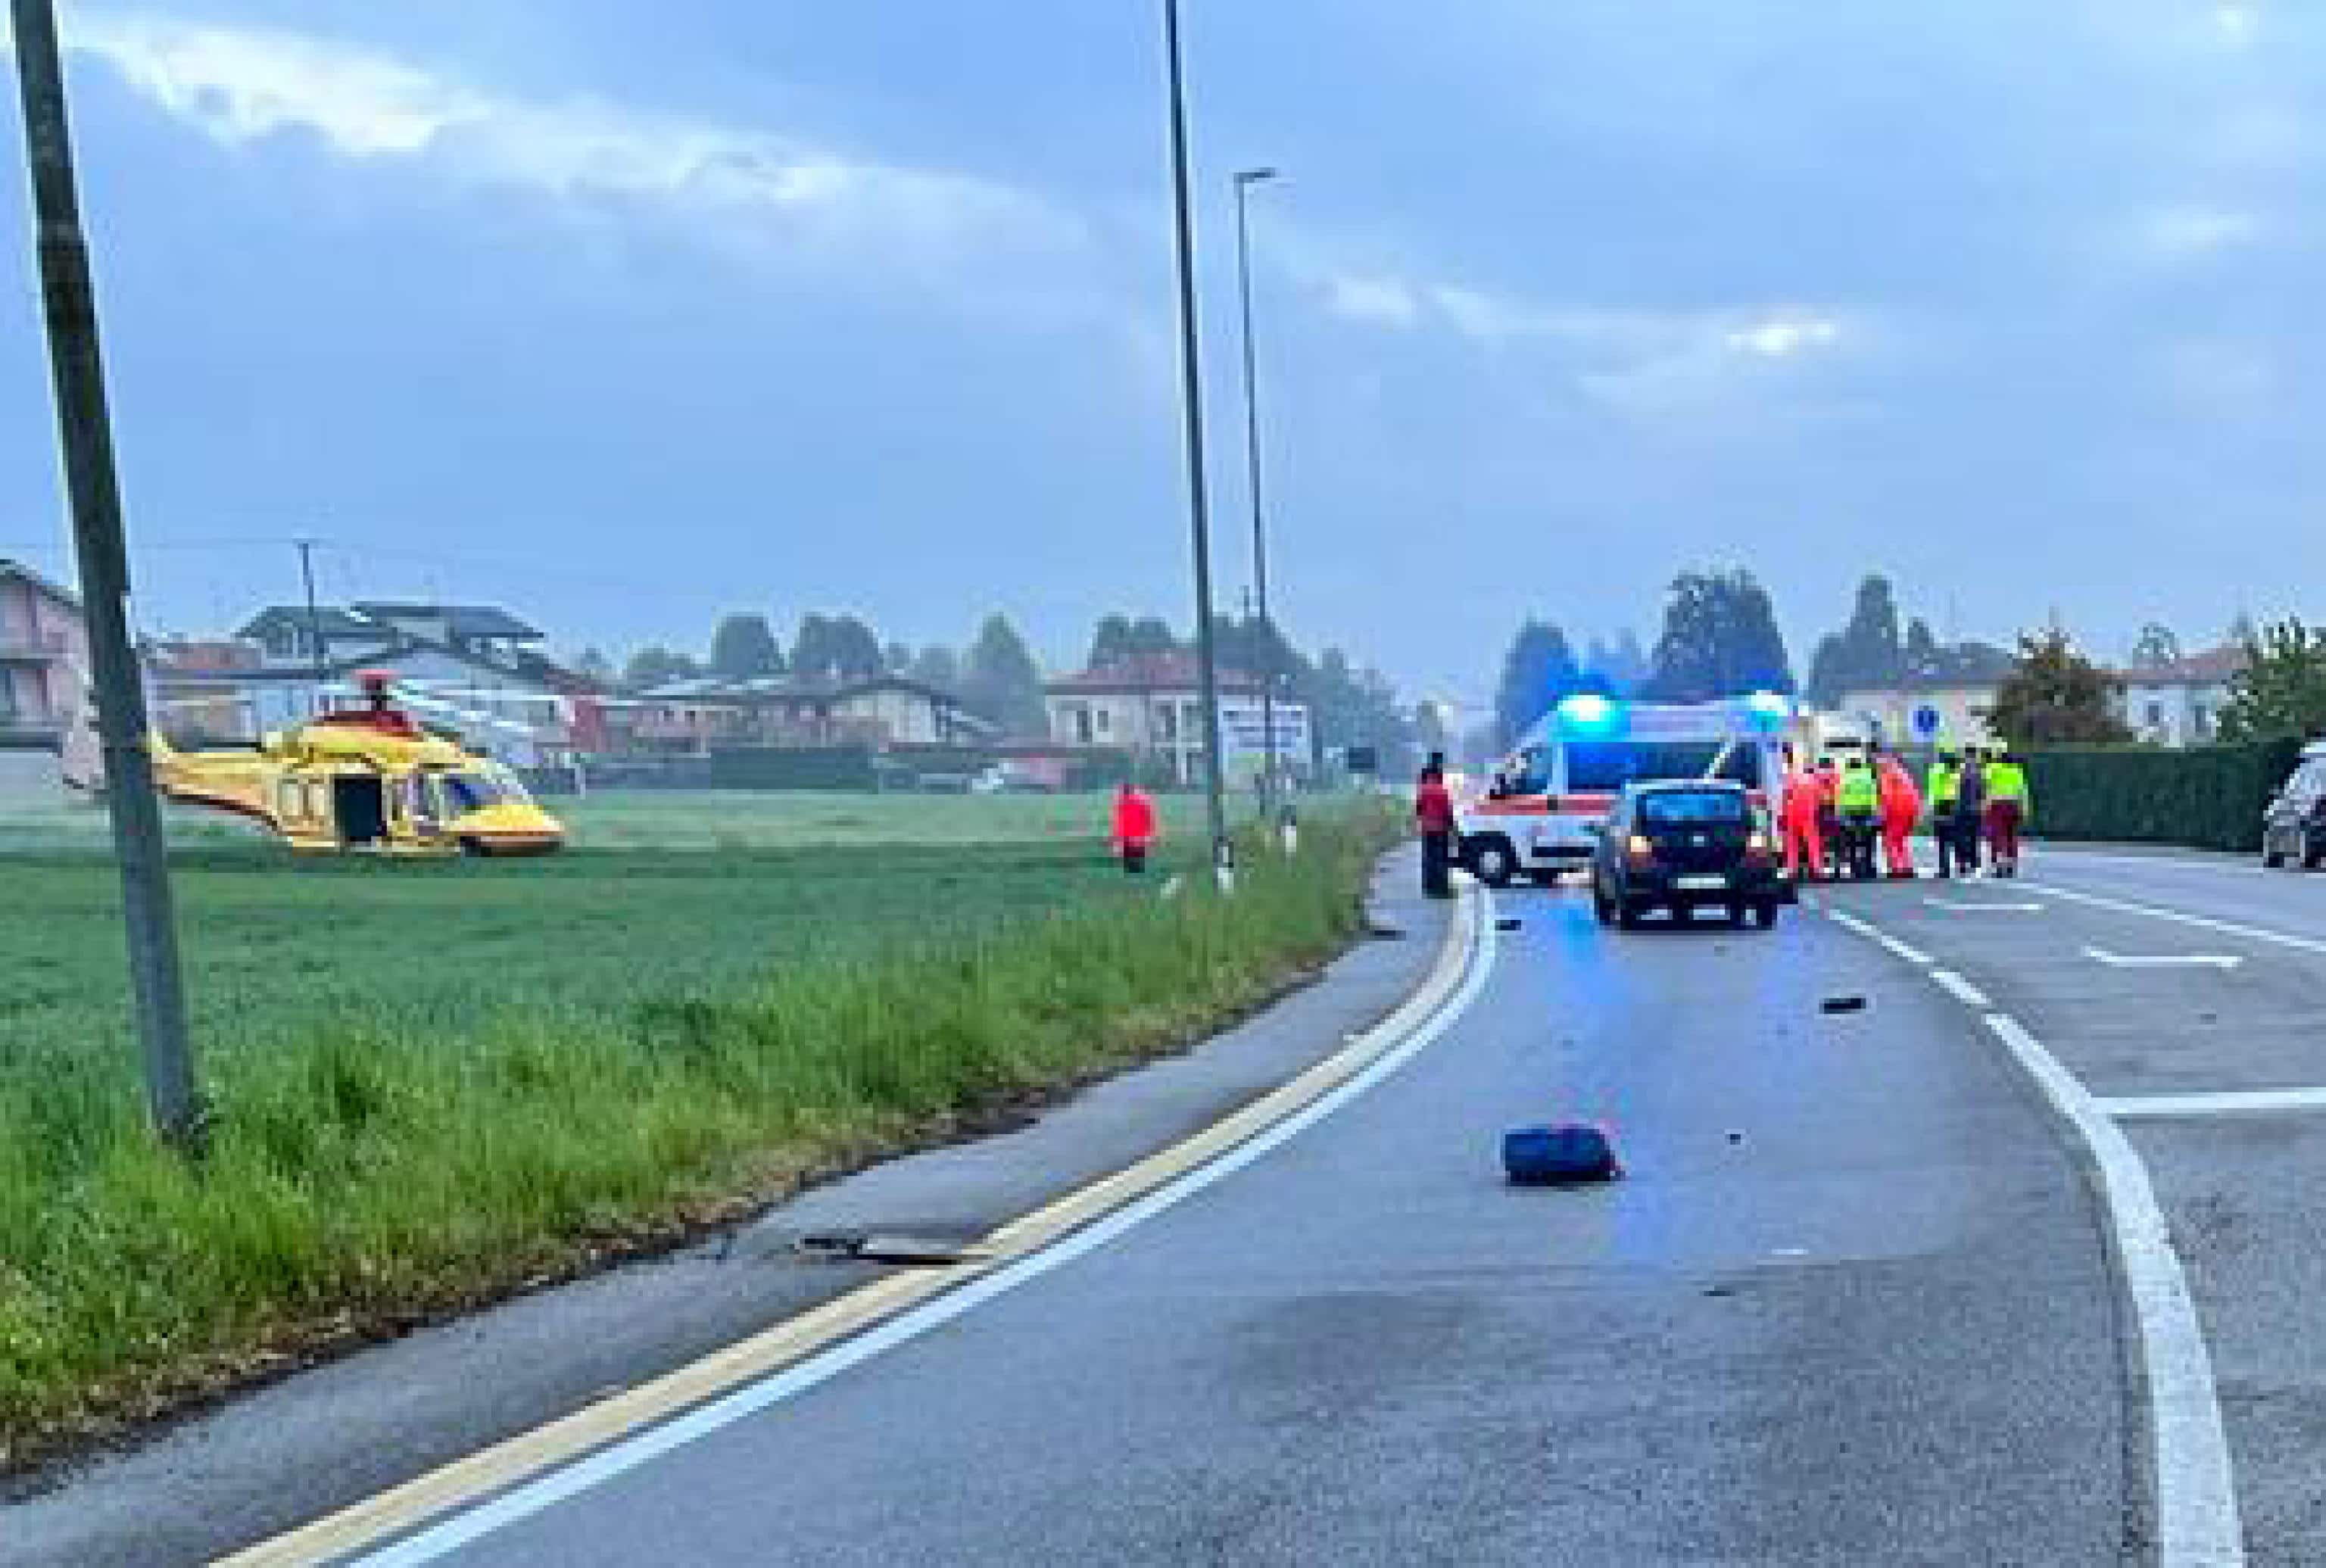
left=1502, top=1124, right=1620, bottom=1185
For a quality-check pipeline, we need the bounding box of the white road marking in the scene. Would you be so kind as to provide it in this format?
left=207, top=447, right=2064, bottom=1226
left=1828, top=908, right=1933, bottom=964
left=2103, top=1088, right=2326, bottom=1121
left=2083, top=947, right=2243, bottom=971
left=1929, top=970, right=1991, bottom=1009
left=1982, top=1015, right=2244, bottom=1568
left=2025, top=880, right=2326, bottom=962
left=1925, top=896, right=2045, bottom=912
left=349, top=899, right=1503, bottom=1567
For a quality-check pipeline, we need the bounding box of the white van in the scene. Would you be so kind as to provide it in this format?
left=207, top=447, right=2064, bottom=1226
left=1458, top=694, right=1798, bottom=887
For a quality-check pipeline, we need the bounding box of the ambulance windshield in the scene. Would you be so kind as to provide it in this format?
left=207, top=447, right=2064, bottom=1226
left=1566, top=741, right=1762, bottom=792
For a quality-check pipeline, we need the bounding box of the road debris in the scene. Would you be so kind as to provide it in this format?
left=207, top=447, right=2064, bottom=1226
left=1502, top=1124, right=1620, bottom=1185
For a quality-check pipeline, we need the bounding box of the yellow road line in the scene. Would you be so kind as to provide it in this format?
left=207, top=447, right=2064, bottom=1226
left=218, top=880, right=1479, bottom=1567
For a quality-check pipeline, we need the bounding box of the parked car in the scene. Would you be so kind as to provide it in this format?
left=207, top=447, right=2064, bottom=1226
left=2261, top=740, right=2326, bottom=869
left=1591, top=780, right=1789, bottom=929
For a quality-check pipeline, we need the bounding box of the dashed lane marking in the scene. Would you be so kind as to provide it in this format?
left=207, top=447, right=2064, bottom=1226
left=2083, top=946, right=2243, bottom=971
left=1929, top=969, right=1991, bottom=1009
left=2101, top=1088, right=2326, bottom=1121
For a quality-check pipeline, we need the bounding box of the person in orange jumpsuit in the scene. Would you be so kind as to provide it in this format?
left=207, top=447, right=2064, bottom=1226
left=1813, top=758, right=1842, bottom=878
left=1779, top=749, right=1825, bottom=882
left=1875, top=749, right=1922, bottom=879
left=1111, top=781, right=1158, bottom=874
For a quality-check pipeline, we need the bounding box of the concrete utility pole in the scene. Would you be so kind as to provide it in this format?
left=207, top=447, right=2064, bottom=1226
left=1232, top=165, right=1280, bottom=828
left=10, top=0, right=204, bottom=1152
left=1160, top=0, right=1233, bottom=886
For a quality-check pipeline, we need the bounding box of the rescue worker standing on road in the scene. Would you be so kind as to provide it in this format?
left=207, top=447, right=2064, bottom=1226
left=1927, top=750, right=1963, bottom=878
left=1780, top=747, right=1825, bottom=883
left=1986, top=749, right=2031, bottom=878
left=1835, top=755, right=1882, bottom=879
left=1954, top=747, right=1989, bottom=878
left=1416, top=753, right=1458, bottom=899
left=1814, top=758, right=1842, bottom=878
left=1112, top=780, right=1158, bottom=874
left=1875, top=747, right=1922, bottom=880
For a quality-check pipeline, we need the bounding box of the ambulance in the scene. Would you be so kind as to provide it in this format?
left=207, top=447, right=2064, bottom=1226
left=1458, top=693, right=1801, bottom=887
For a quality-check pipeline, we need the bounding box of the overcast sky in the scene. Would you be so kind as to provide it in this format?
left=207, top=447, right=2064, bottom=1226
left=0, top=2, right=2313, bottom=715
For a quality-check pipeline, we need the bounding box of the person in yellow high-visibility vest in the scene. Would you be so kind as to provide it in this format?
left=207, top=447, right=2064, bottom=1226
left=1926, top=750, right=1964, bottom=878
left=1834, top=755, right=1881, bottom=879
left=1985, top=750, right=2031, bottom=878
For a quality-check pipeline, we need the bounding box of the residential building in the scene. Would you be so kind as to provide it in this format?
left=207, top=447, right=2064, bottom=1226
left=622, top=674, right=986, bottom=754
left=0, top=558, right=97, bottom=790
left=2114, top=646, right=2243, bottom=747
left=1045, top=653, right=1310, bottom=787
left=164, top=600, right=603, bottom=765
left=1827, top=676, right=2005, bottom=749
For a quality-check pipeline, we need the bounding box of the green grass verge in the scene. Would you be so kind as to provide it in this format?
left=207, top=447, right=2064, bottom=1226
left=0, top=799, right=1398, bottom=1467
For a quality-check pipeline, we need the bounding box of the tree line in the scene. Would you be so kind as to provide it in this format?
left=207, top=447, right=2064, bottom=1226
left=1490, top=569, right=2042, bottom=751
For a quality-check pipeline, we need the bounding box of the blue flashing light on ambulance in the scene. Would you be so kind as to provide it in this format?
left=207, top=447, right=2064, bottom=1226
left=1458, top=692, right=1809, bottom=887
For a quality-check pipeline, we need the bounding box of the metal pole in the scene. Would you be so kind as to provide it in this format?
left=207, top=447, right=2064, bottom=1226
left=1161, top=0, right=1231, bottom=883
left=295, top=537, right=326, bottom=715
left=9, top=0, right=203, bottom=1153
left=1232, top=167, right=1279, bottom=829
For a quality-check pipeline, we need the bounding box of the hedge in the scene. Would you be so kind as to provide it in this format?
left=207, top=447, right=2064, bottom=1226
left=708, top=745, right=880, bottom=791
left=2022, top=739, right=2302, bottom=853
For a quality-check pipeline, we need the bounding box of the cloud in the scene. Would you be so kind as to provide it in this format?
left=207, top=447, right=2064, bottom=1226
left=1323, top=273, right=1421, bottom=329
left=2137, top=203, right=2266, bottom=260
left=64, top=11, right=1093, bottom=279
left=1314, top=258, right=1853, bottom=413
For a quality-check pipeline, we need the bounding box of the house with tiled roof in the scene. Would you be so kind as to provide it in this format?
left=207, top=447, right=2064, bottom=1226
left=0, top=558, right=98, bottom=792
left=2115, top=644, right=2245, bottom=747
left=1043, top=652, right=1308, bottom=787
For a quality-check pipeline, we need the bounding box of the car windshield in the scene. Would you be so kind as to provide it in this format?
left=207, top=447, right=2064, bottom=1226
left=1638, top=790, right=1750, bottom=827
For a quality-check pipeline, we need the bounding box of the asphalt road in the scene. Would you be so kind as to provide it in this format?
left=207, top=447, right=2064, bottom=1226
left=1824, top=844, right=2326, bottom=1567
left=375, top=878, right=2134, bottom=1567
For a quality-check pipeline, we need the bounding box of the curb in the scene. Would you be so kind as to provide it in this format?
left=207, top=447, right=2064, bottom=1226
left=222, top=875, right=1484, bottom=1566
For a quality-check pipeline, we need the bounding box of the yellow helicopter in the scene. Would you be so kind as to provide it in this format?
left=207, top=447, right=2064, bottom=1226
left=153, top=671, right=566, bottom=856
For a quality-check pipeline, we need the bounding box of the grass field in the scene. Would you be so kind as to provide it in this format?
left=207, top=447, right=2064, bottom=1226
left=0, top=787, right=1259, bottom=853
left=0, top=789, right=1395, bottom=1464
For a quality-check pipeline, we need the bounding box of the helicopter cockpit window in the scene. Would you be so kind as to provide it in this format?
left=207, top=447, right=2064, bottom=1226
left=440, top=772, right=513, bottom=816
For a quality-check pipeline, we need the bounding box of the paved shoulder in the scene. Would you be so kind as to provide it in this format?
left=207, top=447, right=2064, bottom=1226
left=1, top=854, right=1451, bottom=1568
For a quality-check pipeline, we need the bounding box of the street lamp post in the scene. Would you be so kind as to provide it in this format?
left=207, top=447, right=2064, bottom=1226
left=9, top=0, right=204, bottom=1153
left=1160, top=0, right=1233, bottom=885
left=1231, top=165, right=1280, bottom=830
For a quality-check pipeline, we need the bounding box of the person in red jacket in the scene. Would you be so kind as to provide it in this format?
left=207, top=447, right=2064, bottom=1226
left=1779, top=749, right=1825, bottom=883
left=1415, top=753, right=1458, bottom=899
left=1111, top=781, right=1158, bottom=874
left=1875, top=749, right=1922, bottom=880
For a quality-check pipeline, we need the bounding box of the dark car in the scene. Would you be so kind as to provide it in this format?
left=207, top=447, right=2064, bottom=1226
left=2261, top=743, right=2326, bottom=869
left=1591, top=780, right=1788, bottom=929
